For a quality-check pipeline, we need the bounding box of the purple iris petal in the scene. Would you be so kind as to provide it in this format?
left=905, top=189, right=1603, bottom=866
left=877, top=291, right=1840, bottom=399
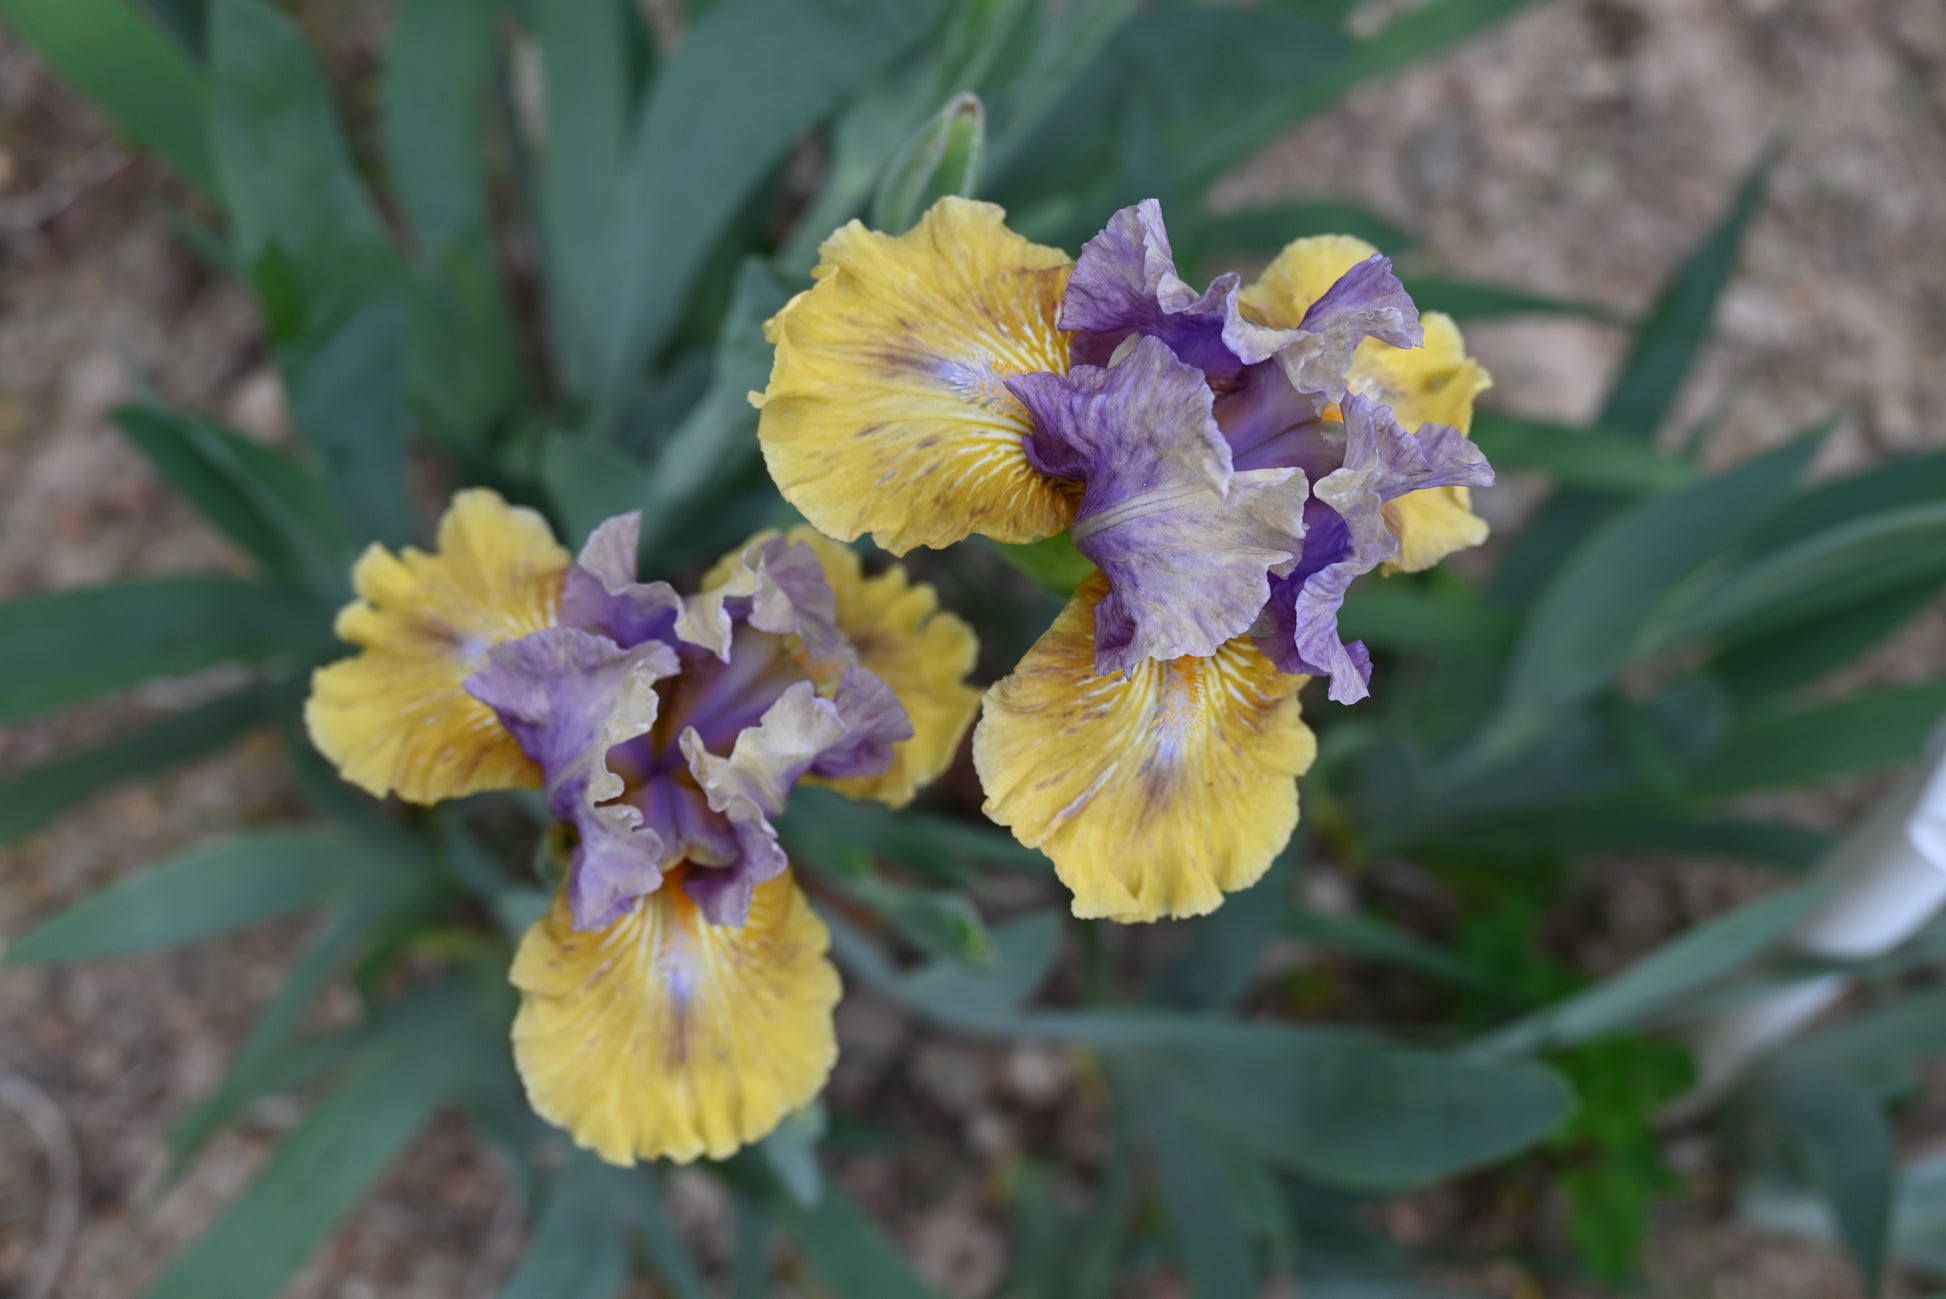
left=1274, top=254, right=1422, bottom=402
left=1214, top=359, right=1340, bottom=476
left=1010, top=335, right=1308, bottom=675
left=812, top=664, right=915, bottom=779
left=659, top=625, right=806, bottom=754
left=559, top=512, right=684, bottom=648
left=1061, top=200, right=1295, bottom=381
left=466, top=627, right=681, bottom=930
left=473, top=513, right=909, bottom=931
left=679, top=681, right=852, bottom=924
left=1254, top=394, right=1495, bottom=701
left=676, top=535, right=844, bottom=661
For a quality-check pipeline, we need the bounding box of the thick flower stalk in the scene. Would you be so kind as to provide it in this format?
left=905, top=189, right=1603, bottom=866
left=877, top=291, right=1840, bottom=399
left=305, top=490, right=979, bottom=1163
left=756, top=197, right=1494, bottom=922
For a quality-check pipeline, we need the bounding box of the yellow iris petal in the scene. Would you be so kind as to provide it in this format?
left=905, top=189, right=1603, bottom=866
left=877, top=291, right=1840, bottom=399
left=973, top=576, right=1316, bottom=923
left=510, top=870, right=841, bottom=1165
left=1241, top=237, right=1494, bottom=574
left=305, top=488, right=569, bottom=804
left=754, top=196, right=1079, bottom=555
left=788, top=528, right=981, bottom=807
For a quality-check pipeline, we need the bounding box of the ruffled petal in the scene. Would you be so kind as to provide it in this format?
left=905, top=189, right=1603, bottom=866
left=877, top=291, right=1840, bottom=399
left=808, top=664, right=914, bottom=783
left=680, top=682, right=850, bottom=925
left=790, top=528, right=981, bottom=808
left=305, top=488, right=569, bottom=804
left=973, top=576, right=1316, bottom=922
left=1255, top=395, right=1495, bottom=700
left=1239, top=234, right=1382, bottom=330
left=467, top=627, right=681, bottom=930
left=755, top=197, right=1079, bottom=553
left=1235, top=233, right=1421, bottom=401
left=1273, top=255, right=1421, bottom=401
left=684, top=534, right=843, bottom=661
left=1061, top=199, right=1295, bottom=378
left=510, top=871, right=840, bottom=1166
left=1349, top=313, right=1494, bottom=572
left=1011, top=336, right=1308, bottom=675
left=560, top=511, right=685, bottom=648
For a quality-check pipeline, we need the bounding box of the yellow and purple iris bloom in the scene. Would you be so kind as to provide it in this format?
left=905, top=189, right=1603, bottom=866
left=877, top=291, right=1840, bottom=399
left=305, top=491, right=979, bottom=1163
left=756, top=197, right=1494, bottom=923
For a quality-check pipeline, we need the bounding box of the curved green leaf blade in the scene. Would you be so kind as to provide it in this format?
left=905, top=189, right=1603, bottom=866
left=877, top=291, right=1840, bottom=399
left=0, top=577, right=325, bottom=726
left=1600, top=146, right=1779, bottom=439
left=1490, top=147, right=1779, bottom=606
left=1198, top=201, right=1414, bottom=257
left=210, top=0, right=412, bottom=544
left=114, top=404, right=348, bottom=585
left=1403, top=277, right=1622, bottom=324
left=1713, top=580, right=1946, bottom=706
left=498, top=1157, right=630, bottom=1299
left=166, top=892, right=402, bottom=1174
left=0, top=0, right=215, bottom=192
left=1048, top=1018, right=1572, bottom=1191
left=1691, top=681, right=1946, bottom=798
left=776, top=1182, right=948, bottom=1299
left=1477, top=883, right=1826, bottom=1053
left=1760, top=1066, right=1894, bottom=1296
left=1486, top=430, right=1823, bottom=751
left=383, top=0, right=493, bottom=250
left=0, top=688, right=273, bottom=846
left=593, top=0, right=949, bottom=423
left=141, top=986, right=487, bottom=1299
left=532, top=0, right=631, bottom=395
left=1651, top=501, right=1946, bottom=653
left=6, top=827, right=388, bottom=963
left=1134, top=1082, right=1262, bottom=1299
left=1469, top=414, right=1696, bottom=493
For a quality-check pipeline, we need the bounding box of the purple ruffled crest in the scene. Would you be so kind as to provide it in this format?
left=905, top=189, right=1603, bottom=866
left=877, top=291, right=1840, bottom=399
left=468, top=518, right=911, bottom=931
left=1011, top=335, right=1308, bottom=675
left=1274, top=254, right=1422, bottom=402
left=1253, top=394, right=1495, bottom=702
left=559, top=512, right=684, bottom=648
left=1060, top=200, right=1421, bottom=407
left=676, top=534, right=845, bottom=662
left=1061, top=200, right=1297, bottom=383
left=466, top=627, right=680, bottom=929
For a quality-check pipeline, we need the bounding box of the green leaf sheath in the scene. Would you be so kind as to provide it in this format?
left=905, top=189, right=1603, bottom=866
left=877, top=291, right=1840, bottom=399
left=872, top=92, right=986, bottom=234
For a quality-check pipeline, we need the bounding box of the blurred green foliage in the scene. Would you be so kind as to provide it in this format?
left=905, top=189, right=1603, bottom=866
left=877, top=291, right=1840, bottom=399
left=1, top=0, right=1943, bottom=1295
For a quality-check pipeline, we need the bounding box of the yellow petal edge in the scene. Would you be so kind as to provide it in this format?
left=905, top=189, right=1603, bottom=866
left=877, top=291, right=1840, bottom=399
left=1241, top=235, right=1494, bottom=573
left=754, top=196, right=1079, bottom=555
left=511, top=870, right=841, bottom=1165
left=305, top=488, right=569, bottom=805
left=791, top=528, right=981, bottom=807
left=973, top=576, right=1317, bottom=923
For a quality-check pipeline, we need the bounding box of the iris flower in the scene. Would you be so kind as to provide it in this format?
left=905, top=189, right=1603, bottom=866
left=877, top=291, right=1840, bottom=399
left=306, top=490, right=979, bottom=1162
left=756, top=197, right=1493, bottom=922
